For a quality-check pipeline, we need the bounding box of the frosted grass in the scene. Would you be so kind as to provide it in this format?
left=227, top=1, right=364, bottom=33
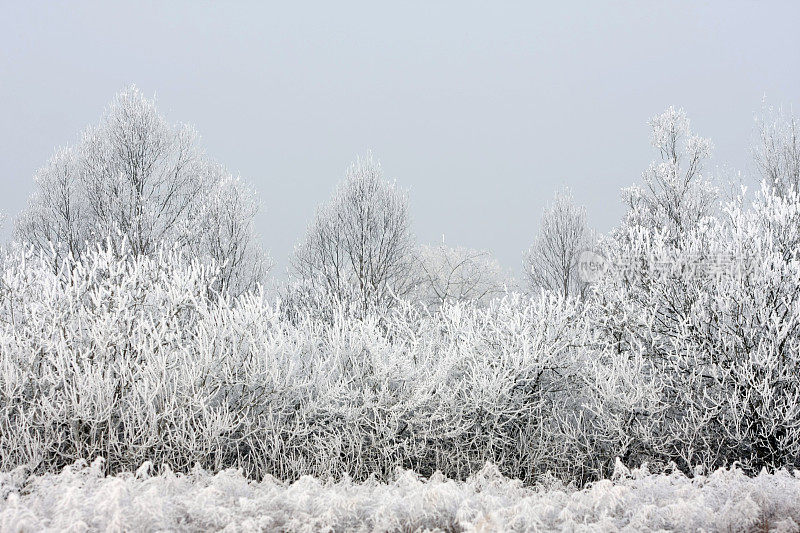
left=2, top=459, right=800, bottom=532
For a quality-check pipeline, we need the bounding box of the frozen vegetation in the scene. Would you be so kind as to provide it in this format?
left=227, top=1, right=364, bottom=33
left=5, top=181, right=800, bottom=485
left=3, top=90, right=800, bottom=529
left=2, top=459, right=800, bottom=532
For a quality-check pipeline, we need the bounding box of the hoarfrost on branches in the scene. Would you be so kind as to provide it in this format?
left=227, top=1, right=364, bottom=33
left=291, top=152, right=418, bottom=315
left=7, top=90, right=800, bottom=527
left=524, top=189, right=593, bottom=298
left=15, top=86, right=271, bottom=296
left=6, top=176, right=800, bottom=484
left=754, top=100, right=800, bottom=198
left=621, top=106, right=717, bottom=239
left=414, top=243, right=509, bottom=310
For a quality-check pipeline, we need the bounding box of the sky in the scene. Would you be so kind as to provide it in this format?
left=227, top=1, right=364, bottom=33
left=1, top=1, right=799, bottom=277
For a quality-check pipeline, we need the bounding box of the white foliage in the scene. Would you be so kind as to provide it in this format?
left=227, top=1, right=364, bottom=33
left=15, top=86, right=271, bottom=295
left=291, top=152, right=417, bottom=315
left=621, top=106, right=717, bottom=238
left=414, top=243, right=509, bottom=310
left=5, top=88, right=800, bottom=510
left=584, top=181, right=800, bottom=474
left=4, top=179, right=800, bottom=485
left=0, top=238, right=589, bottom=482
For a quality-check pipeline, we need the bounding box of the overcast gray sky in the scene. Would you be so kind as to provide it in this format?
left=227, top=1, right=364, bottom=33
left=1, top=1, right=798, bottom=276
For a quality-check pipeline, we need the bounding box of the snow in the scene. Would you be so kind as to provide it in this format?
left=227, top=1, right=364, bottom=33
left=2, top=459, right=800, bottom=532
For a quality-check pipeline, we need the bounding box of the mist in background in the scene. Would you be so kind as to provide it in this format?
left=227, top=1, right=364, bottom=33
left=1, top=1, right=798, bottom=276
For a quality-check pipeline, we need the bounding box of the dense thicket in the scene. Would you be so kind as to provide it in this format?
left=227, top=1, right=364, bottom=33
left=0, top=238, right=589, bottom=481
left=2, top=177, right=800, bottom=484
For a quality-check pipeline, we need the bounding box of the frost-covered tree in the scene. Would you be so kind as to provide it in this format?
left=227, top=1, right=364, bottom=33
left=524, top=189, right=592, bottom=299
left=579, top=182, right=800, bottom=474
left=753, top=101, right=800, bottom=197
left=193, top=173, right=270, bottom=296
left=15, top=86, right=271, bottom=295
left=621, top=106, right=716, bottom=238
left=291, top=153, right=417, bottom=315
left=414, top=243, right=508, bottom=310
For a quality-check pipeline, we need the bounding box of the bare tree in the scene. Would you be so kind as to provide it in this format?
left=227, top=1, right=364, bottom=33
left=753, top=101, right=800, bottom=197
left=414, top=242, right=508, bottom=310
left=194, top=172, right=271, bottom=295
left=291, top=152, right=417, bottom=314
left=15, top=147, right=85, bottom=259
left=15, top=86, right=271, bottom=294
left=524, top=189, right=592, bottom=299
left=622, top=106, right=717, bottom=237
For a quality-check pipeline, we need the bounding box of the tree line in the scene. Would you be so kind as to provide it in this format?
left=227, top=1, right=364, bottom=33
left=16, top=89, right=796, bottom=312
left=4, top=86, right=607, bottom=311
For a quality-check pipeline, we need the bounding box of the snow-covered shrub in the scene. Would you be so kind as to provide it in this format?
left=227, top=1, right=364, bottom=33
left=579, top=182, right=800, bottom=475
left=0, top=239, right=225, bottom=473
left=0, top=239, right=591, bottom=482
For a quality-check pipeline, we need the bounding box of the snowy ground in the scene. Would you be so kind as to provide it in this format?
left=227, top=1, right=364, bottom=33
left=2, top=459, right=800, bottom=532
